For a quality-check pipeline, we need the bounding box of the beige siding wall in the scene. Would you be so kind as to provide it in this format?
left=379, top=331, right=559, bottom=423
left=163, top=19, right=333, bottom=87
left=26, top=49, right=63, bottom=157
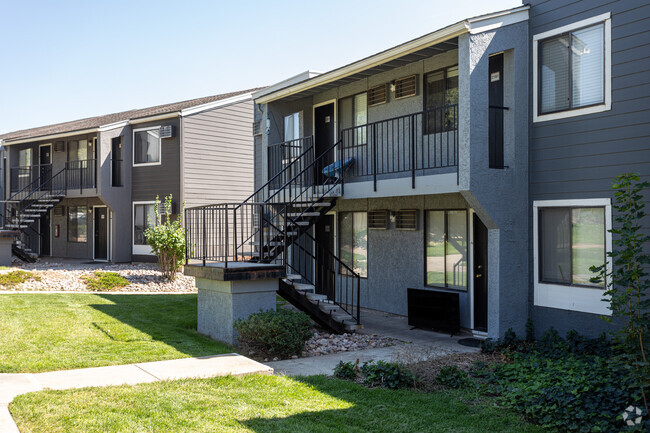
left=181, top=100, right=255, bottom=209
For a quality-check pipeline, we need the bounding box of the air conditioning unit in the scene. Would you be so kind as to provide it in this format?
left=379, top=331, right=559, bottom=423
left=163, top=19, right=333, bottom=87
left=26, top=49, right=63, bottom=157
left=252, top=120, right=262, bottom=136
left=159, top=125, right=174, bottom=139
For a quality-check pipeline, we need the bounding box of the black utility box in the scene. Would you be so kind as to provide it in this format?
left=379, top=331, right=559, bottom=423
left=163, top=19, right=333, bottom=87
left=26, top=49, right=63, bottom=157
left=407, top=288, right=460, bottom=334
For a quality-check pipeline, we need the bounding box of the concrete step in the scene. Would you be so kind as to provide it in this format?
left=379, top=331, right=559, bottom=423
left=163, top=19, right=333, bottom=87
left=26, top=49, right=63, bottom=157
left=292, top=202, right=332, bottom=208
left=33, top=204, right=53, bottom=208
left=289, top=221, right=310, bottom=227
left=286, top=274, right=302, bottom=280
left=291, top=282, right=315, bottom=293
left=6, top=224, right=27, bottom=228
left=319, top=303, right=340, bottom=313
left=305, top=293, right=328, bottom=302
left=287, top=212, right=320, bottom=218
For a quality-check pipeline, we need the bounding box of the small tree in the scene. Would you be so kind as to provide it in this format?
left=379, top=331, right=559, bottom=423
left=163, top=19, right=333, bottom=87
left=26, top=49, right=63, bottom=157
left=144, top=195, right=186, bottom=280
left=591, top=173, right=650, bottom=413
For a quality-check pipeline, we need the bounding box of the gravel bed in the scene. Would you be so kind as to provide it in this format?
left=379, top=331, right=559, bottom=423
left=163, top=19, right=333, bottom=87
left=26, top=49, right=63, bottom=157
left=301, top=328, right=399, bottom=357
left=2, top=260, right=196, bottom=292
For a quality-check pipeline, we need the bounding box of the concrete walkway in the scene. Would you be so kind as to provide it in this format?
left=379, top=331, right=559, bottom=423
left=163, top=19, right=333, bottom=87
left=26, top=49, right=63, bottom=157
left=269, top=309, right=480, bottom=376
left=0, top=354, right=272, bottom=433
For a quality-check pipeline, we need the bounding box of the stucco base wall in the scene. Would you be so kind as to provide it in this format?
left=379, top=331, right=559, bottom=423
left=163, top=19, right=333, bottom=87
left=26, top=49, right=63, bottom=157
left=195, top=277, right=278, bottom=345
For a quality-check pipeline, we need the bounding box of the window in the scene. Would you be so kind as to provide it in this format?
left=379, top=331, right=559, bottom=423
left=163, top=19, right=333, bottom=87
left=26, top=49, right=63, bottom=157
left=533, top=13, right=611, bottom=121
left=18, top=148, right=31, bottom=167
left=133, top=203, right=157, bottom=246
left=353, top=93, right=367, bottom=145
left=425, top=66, right=458, bottom=133
left=534, top=199, right=612, bottom=315
left=17, top=149, right=31, bottom=179
left=111, top=136, right=123, bottom=187
left=133, top=128, right=161, bottom=165
left=339, top=212, right=368, bottom=277
left=68, top=206, right=88, bottom=243
left=283, top=112, right=301, bottom=162
left=426, top=210, right=467, bottom=290
left=539, top=207, right=605, bottom=287
left=68, top=139, right=89, bottom=161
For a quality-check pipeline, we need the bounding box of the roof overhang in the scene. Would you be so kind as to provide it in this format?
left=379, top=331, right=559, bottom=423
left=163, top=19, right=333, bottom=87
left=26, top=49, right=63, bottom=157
left=180, top=92, right=253, bottom=117
left=2, top=128, right=100, bottom=146
left=255, top=5, right=529, bottom=104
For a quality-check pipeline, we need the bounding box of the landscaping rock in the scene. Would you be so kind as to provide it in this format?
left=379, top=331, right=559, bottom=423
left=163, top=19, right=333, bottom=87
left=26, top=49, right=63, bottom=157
left=302, top=329, right=398, bottom=357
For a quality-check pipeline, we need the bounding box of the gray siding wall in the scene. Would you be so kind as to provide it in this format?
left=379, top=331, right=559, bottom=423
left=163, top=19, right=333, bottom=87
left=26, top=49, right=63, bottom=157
left=51, top=197, right=105, bottom=259
left=131, top=117, right=181, bottom=203
left=181, top=100, right=255, bottom=208
left=528, top=0, right=650, bottom=337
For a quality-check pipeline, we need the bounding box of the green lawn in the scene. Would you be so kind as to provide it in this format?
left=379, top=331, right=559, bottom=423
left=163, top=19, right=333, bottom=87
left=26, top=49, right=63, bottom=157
left=10, top=375, right=545, bottom=433
left=0, top=294, right=231, bottom=373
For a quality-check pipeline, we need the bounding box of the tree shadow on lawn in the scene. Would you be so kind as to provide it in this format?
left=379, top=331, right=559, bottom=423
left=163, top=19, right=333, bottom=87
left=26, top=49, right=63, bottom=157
left=239, top=376, right=543, bottom=433
left=89, top=294, right=232, bottom=357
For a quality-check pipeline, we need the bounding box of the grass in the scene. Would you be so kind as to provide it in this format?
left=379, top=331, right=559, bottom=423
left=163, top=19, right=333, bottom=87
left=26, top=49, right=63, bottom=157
left=0, top=270, right=40, bottom=288
left=81, top=271, right=130, bottom=291
left=0, top=294, right=231, bottom=373
left=10, top=375, right=546, bottom=433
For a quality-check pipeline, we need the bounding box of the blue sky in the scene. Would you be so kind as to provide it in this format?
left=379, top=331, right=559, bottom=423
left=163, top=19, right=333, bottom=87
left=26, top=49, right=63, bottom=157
left=0, top=0, right=521, bottom=134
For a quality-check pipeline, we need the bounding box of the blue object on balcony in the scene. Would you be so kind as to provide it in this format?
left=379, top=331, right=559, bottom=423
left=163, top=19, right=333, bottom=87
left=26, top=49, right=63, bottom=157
left=322, top=157, right=354, bottom=178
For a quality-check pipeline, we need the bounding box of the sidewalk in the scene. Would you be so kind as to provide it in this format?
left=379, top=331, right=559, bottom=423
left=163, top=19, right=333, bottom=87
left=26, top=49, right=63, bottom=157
left=0, top=354, right=272, bottom=433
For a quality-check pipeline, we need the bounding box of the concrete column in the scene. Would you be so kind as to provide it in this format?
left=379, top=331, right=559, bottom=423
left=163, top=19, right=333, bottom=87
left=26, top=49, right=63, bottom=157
left=195, top=277, right=278, bottom=345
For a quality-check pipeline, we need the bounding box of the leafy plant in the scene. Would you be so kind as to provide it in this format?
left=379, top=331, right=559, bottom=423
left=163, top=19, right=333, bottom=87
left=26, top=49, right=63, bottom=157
left=435, top=366, right=471, bottom=389
left=590, top=173, right=650, bottom=413
left=525, top=319, right=535, bottom=342
left=333, top=360, right=358, bottom=381
left=81, top=271, right=129, bottom=292
left=0, top=270, right=40, bottom=287
left=144, top=195, right=186, bottom=280
left=234, top=309, right=312, bottom=358
left=360, top=360, right=417, bottom=390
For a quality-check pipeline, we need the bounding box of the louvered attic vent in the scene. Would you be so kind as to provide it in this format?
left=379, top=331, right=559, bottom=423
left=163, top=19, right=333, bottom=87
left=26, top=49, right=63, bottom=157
left=395, top=210, right=418, bottom=230
left=395, top=75, right=417, bottom=99
left=367, top=84, right=388, bottom=106
left=252, top=120, right=262, bottom=136
left=159, top=125, right=173, bottom=138
left=368, top=210, right=388, bottom=229
left=54, top=141, right=65, bottom=152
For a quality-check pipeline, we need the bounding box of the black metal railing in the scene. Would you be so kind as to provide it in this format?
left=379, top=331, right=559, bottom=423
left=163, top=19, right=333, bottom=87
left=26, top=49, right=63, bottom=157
left=10, top=164, right=52, bottom=192
left=2, top=168, right=67, bottom=227
left=65, top=159, right=96, bottom=191
left=340, top=105, right=458, bottom=189
left=267, top=137, right=313, bottom=189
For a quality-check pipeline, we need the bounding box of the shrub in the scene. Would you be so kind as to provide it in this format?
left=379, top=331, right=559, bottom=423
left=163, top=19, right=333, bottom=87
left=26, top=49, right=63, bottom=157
left=333, top=360, right=358, bottom=381
left=0, top=270, right=40, bottom=287
left=360, top=360, right=417, bottom=390
left=81, top=271, right=129, bottom=291
left=234, top=309, right=312, bottom=358
left=435, top=366, right=472, bottom=389
left=144, top=195, right=186, bottom=280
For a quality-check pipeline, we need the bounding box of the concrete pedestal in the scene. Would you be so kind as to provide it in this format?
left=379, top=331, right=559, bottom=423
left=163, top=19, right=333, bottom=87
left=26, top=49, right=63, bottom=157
left=185, top=263, right=286, bottom=345
left=0, top=231, right=19, bottom=267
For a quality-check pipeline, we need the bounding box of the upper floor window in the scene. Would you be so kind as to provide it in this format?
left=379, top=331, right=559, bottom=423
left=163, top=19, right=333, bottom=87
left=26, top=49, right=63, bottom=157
left=68, top=139, right=89, bottom=162
left=425, top=66, right=458, bottom=133
left=283, top=112, right=301, bottom=162
left=533, top=13, right=611, bottom=122
left=133, top=128, right=161, bottom=166
left=18, top=148, right=31, bottom=168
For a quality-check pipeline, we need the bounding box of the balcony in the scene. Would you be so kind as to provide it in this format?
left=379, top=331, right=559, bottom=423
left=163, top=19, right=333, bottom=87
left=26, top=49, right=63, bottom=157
left=267, top=105, right=458, bottom=192
left=10, top=159, right=97, bottom=194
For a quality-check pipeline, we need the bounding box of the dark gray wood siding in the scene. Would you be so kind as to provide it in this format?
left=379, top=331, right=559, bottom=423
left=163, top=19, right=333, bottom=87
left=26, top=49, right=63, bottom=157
left=530, top=0, right=650, bottom=200
left=131, top=117, right=181, bottom=203
left=181, top=100, right=254, bottom=208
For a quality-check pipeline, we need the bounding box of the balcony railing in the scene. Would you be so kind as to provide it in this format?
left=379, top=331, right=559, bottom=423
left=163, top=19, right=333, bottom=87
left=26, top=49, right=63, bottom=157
left=340, top=105, right=458, bottom=189
left=10, top=164, right=52, bottom=192
left=267, top=137, right=313, bottom=190
left=65, top=159, right=96, bottom=192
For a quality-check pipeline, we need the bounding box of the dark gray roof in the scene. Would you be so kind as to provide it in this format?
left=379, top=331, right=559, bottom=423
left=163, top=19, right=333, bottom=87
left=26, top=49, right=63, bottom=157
left=0, top=88, right=263, bottom=143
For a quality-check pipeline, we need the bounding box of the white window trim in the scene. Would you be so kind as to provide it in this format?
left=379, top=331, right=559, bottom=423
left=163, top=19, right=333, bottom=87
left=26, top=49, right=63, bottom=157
left=532, top=12, right=612, bottom=123
left=132, top=200, right=156, bottom=255
left=132, top=126, right=162, bottom=167
left=533, top=198, right=612, bottom=315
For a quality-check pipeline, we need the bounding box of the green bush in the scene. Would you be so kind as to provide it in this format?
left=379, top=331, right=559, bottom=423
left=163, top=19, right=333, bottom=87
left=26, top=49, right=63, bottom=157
left=81, top=271, right=130, bottom=292
left=435, top=366, right=471, bottom=389
left=144, top=195, right=186, bottom=280
left=333, top=360, right=357, bottom=380
left=234, top=309, right=312, bottom=358
left=0, top=270, right=40, bottom=287
left=333, top=360, right=417, bottom=390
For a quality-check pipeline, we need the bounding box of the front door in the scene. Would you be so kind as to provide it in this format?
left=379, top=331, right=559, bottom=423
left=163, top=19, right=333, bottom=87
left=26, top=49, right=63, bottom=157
left=314, top=214, right=335, bottom=298
left=473, top=213, right=488, bottom=332
left=40, top=211, right=50, bottom=256
left=39, top=144, right=52, bottom=189
left=94, top=207, right=108, bottom=261
left=314, top=103, right=335, bottom=184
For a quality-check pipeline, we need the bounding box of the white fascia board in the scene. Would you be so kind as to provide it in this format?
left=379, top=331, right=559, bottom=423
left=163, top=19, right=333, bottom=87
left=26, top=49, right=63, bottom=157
left=180, top=92, right=253, bottom=117
left=1, top=128, right=99, bottom=146
left=98, top=120, right=130, bottom=132
left=256, top=21, right=467, bottom=104
left=129, top=113, right=179, bottom=125
left=465, top=5, right=530, bottom=34
left=252, top=71, right=323, bottom=100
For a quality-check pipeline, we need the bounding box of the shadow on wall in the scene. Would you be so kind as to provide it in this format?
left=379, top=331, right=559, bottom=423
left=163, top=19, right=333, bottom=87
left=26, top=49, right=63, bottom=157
left=90, top=294, right=232, bottom=355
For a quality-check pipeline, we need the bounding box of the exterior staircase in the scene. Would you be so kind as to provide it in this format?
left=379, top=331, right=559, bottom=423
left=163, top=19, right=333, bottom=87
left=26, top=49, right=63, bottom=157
left=2, top=169, right=66, bottom=262
left=185, top=137, right=362, bottom=333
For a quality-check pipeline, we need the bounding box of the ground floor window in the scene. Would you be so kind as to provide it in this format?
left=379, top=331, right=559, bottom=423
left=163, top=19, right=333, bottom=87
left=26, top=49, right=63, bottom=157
left=339, top=212, right=368, bottom=277
left=133, top=202, right=157, bottom=249
left=533, top=199, right=611, bottom=315
left=68, top=206, right=88, bottom=243
left=426, top=210, right=467, bottom=290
